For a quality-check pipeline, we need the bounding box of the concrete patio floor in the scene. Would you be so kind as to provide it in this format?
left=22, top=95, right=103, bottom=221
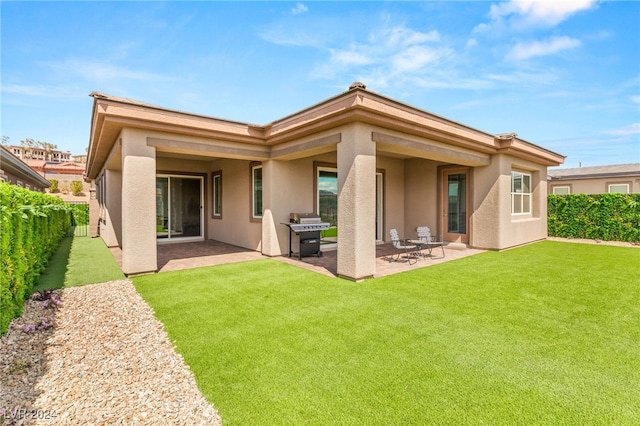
left=110, top=239, right=485, bottom=278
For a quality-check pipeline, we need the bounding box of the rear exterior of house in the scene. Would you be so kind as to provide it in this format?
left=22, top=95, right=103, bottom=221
left=548, top=164, right=640, bottom=195
left=85, top=84, right=564, bottom=281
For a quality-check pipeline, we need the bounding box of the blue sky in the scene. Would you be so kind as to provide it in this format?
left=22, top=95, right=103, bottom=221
left=1, top=1, right=638, bottom=169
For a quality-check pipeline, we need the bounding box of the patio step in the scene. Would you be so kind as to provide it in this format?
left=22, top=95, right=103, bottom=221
left=445, top=242, right=468, bottom=250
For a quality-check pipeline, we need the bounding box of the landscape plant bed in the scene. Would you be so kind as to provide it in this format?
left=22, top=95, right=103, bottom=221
left=133, top=241, right=640, bottom=425
left=1, top=281, right=220, bottom=425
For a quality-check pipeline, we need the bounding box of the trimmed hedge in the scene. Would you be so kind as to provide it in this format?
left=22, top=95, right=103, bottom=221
left=548, top=193, right=640, bottom=242
left=0, top=183, right=70, bottom=334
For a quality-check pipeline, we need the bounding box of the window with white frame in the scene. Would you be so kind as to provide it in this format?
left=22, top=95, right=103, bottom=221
left=553, top=186, right=570, bottom=195
left=212, top=171, right=222, bottom=218
left=608, top=183, right=629, bottom=194
left=511, top=171, right=532, bottom=215
left=251, top=165, right=262, bottom=219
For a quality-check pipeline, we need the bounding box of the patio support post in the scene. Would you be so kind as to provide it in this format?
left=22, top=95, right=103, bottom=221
left=120, top=129, right=158, bottom=275
left=337, top=123, right=376, bottom=281
left=261, top=159, right=291, bottom=256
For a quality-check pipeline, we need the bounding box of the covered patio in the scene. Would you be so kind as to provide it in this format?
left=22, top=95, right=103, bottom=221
left=109, top=240, right=485, bottom=278
left=88, top=84, right=562, bottom=280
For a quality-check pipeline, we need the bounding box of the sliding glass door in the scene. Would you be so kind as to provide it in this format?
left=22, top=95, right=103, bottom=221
left=156, top=175, right=203, bottom=240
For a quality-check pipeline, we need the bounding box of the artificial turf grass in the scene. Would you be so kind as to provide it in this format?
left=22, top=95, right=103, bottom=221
left=33, top=236, right=124, bottom=292
left=133, top=241, right=640, bottom=425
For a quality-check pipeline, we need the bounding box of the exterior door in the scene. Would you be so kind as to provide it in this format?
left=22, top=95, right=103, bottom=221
left=156, top=175, right=204, bottom=241
left=442, top=169, right=469, bottom=243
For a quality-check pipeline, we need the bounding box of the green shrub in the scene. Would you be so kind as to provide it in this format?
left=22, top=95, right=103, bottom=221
left=69, top=203, right=89, bottom=226
left=548, top=193, right=640, bottom=242
left=0, top=183, right=70, bottom=334
left=70, top=180, right=83, bottom=195
left=49, top=179, right=59, bottom=193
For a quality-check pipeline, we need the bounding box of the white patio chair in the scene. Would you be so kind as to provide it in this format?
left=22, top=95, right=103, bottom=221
left=389, top=228, right=419, bottom=265
left=416, top=226, right=445, bottom=258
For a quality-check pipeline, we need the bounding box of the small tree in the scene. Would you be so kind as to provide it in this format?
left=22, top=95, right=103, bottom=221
left=39, top=141, right=58, bottom=161
left=70, top=180, right=83, bottom=195
left=49, top=179, right=59, bottom=193
left=20, top=138, right=36, bottom=159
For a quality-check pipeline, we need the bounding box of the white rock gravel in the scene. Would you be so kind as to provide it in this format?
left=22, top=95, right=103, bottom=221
left=1, top=280, right=221, bottom=425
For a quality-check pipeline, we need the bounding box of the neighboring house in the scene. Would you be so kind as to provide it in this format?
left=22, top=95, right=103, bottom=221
left=7, top=145, right=72, bottom=162
left=38, top=161, right=88, bottom=194
left=10, top=153, right=89, bottom=196
left=85, top=83, right=565, bottom=280
left=0, top=145, right=51, bottom=191
left=72, top=154, right=87, bottom=164
left=548, top=164, right=640, bottom=195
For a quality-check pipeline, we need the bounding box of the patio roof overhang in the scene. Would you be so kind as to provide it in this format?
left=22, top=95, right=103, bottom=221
left=85, top=86, right=564, bottom=179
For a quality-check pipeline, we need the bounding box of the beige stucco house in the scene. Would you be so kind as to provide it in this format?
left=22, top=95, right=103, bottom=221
left=85, top=83, right=564, bottom=280
left=548, top=164, right=640, bottom=195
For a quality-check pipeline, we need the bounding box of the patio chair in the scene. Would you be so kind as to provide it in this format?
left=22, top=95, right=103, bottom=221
left=416, top=226, right=445, bottom=258
left=389, top=228, right=419, bottom=265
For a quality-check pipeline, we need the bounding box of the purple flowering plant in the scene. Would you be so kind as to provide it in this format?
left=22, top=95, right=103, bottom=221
left=22, top=290, right=61, bottom=333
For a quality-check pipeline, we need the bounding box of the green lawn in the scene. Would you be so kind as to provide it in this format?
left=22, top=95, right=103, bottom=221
left=33, top=235, right=124, bottom=292
left=133, top=241, right=640, bottom=425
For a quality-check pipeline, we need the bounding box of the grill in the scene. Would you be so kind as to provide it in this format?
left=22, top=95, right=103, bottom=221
left=282, top=213, right=331, bottom=259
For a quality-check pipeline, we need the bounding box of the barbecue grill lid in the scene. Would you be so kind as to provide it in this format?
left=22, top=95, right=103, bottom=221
left=290, top=212, right=321, bottom=223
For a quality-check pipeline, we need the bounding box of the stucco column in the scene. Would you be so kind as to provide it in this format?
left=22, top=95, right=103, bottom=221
left=261, top=159, right=291, bottom=256
left=337, top=123, right=376, bottom=281
left=120, top=129, right=157, bottom=275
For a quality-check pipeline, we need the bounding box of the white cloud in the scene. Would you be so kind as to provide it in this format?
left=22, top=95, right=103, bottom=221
left=276, top=19, right=451, bottom=88
left=477, top=0, right=597, bottom=32
left=291, top=3, right=308, bottom=16
left=383, top=26, right=440, bottom=46
left=507, top=36, right=581, bottom=60
left=485, top=68, right=561, bottom=85
left=631, top=95, right=640, bottom=104
left=1, top=84, right=77, bottom=98
left=2, top=84, right=51, bottom=97
left=392, top=45, right=449, bottom=74
left=605, top=123, right=640, bottom=136
left=44, top=59, right=173, bottom=83
left=330, top=49, right=372, bottom=66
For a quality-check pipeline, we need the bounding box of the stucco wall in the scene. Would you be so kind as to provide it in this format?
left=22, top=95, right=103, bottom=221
left=549, top=177, right=640, bottom=194
left=207, top=158, right=261, bottom=250
left=120, top=128, right=157, bottom=274
left=337, top=123, right=377, bottom=280
left=404, top=159, right=440, bottom=240
left=157, top=157, right=209, bottom=174
left=207, top=152, right=341, bottom=254
left=471, top=154, right=548, bottom=250
left=376, top=156, right=405, bottom=242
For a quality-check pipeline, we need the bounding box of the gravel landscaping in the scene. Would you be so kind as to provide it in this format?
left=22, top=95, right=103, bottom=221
left=1, top=280, right=221, bottom=425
